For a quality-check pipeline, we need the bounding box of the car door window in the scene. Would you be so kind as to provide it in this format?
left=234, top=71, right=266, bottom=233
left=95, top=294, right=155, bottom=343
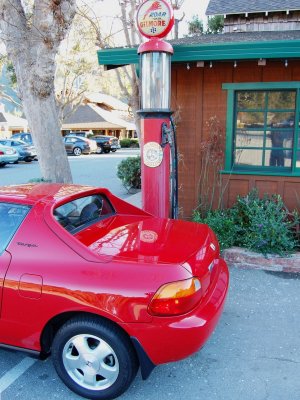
left=0, top=203, right=31, bottom=255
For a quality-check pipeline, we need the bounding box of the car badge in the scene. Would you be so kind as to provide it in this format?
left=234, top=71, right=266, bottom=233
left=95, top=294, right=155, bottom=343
left=210, top=243, right=216, bottom=251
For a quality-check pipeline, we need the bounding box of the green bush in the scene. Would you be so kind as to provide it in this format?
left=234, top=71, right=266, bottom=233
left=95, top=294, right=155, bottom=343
left=232, top=189, right=297, bottom=255
left=117, top=156, right=141, bottom=191
left=120, top=139, right=139, bottom=148
left=28, top=177, right=52, bottom=183
left=193, top=188, right=299, bottom=255
left=193, top=209, right=237, bottom=250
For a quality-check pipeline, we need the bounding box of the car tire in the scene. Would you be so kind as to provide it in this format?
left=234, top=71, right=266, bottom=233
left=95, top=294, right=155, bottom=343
left=96, top=147, right=103, bottom=154
left=111, top=149, right=117, bottom=152
left=0, top=163, right=6, bottom=167
left=104, top=149, right=110, bottom=154
left=52, top=316, right=139, bottom=400
left=24, top=158, right=32, bottom=162
left=73, top=147, right=82, bottom=156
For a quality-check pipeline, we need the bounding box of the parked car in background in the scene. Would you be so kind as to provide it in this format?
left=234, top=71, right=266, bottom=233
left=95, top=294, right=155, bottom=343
left=65, top=131, right=90, bottom=138
left=63, top=136, right=97, bottom=156
left=92, top=135, right=121, bottom=154
left=0, top=139, right=37, bottom=162
left=0, top=144, right=19, bottom=166
left=11, top=132, right=33, bottom=145
left=0, top=183, right=229, bottom=399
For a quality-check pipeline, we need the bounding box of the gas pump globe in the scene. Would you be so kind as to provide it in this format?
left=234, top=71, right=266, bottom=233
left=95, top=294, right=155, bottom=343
left=136, top=0, right=176, bottom=219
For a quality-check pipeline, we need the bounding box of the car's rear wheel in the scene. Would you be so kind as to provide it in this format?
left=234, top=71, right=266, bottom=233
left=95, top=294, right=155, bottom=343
left=52, top=316, right=138, bottom=400
left=73, top=147, right=82, bottom=156
left=96, top=147, right=103, bottom=154
left=104, top=149, right=110, bottom=153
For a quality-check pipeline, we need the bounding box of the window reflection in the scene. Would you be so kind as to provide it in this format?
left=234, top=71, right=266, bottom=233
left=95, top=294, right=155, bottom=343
left=234, top=90, right=296, bottom=170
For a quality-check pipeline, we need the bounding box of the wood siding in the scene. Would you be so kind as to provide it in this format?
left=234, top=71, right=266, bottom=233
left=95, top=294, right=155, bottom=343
left=171, top=60, right=300, bottom=218
left=224, top=11, right=300, bottom=33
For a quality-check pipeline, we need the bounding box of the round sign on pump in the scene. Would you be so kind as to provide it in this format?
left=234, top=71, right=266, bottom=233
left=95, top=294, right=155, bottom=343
left=136, top=0, right=174, bottom=39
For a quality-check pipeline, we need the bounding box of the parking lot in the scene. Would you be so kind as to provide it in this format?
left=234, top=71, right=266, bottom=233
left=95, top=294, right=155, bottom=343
left=0, top=149, right=140, bottom=200
left=1, top=150, right=300, bottom=399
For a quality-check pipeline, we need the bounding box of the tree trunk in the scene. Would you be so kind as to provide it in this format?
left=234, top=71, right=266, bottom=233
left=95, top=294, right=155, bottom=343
left=22, top=89, right=73, bottom=182
left=0, top=0, right=76, bottom=183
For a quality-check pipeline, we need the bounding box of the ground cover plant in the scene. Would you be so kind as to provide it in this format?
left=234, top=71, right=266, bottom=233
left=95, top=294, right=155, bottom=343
left=193, top=189, right=299, bottom=256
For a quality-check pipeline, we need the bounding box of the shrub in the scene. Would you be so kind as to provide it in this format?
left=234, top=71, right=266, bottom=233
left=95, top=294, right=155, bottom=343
left=28, top=177, right=52, bottom=183
left=120, top=139, right=139, bottom=148
left=192, top=188, right=299, bottom=255
left=120, top=139, right=131, bottom=148
left=231, top=189, right=297, bottom=255
left=117, top=156, right=141, bottom=192
left=193, top=209, right=237, bottom=250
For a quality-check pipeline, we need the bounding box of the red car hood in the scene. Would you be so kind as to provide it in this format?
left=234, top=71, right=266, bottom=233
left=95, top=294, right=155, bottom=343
left=74, top=215, right=213, bottom=266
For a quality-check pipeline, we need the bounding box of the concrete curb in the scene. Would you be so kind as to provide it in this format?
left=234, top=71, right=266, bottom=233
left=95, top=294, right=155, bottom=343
left=222, top=246, right=300, bottom=273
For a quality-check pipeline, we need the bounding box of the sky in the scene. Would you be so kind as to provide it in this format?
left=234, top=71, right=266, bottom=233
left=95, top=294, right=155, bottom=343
left=178, top=0, right=209, bottom=35
left=90, top=0, right=210, bottom=43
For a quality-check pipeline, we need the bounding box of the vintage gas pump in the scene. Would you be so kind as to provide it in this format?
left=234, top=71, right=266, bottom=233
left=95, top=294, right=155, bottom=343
left=136, top=0, right=178, bottom=219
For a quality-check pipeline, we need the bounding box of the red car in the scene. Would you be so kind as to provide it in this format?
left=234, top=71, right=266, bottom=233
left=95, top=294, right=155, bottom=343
left=0, top=184, right=229, bottom=400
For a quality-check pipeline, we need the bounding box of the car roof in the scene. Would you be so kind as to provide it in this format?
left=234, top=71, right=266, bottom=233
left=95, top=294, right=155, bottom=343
left=65, top=135, right=87, bottom=140
left=0, top=183, right=98, bottom=205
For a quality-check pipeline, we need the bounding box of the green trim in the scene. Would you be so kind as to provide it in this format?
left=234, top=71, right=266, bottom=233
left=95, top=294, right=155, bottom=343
left=223, top=82, right=300, bottom=90
left=224, top=83, right=300, bottom=176
left=221, top=170, right=300, bottom=177
left=293, top=88, right=300, bottom=170
left=97, top=39, right=300, bottom=67
left=225, top=89, right=234, bottom=170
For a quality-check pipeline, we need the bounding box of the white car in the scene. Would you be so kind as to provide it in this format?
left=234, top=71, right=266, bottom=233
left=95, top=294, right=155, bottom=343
left=0, top=144, right=19, bottom=166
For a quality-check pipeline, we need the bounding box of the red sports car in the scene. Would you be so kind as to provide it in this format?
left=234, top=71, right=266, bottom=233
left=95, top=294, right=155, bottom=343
left=0, top=184, right=229, bottom=400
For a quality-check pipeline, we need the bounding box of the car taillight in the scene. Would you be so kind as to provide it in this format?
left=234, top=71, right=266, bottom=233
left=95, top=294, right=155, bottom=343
left=148, top=277, right=202, bottom=316
left=0, top=151, right=4, bottom=155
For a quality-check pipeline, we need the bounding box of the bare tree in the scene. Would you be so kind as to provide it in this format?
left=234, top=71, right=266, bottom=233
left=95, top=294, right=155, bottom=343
left=76, top=0, right=142, bottom=139
left=0, top=0, right=76, bottom=182
left=170, top=0, right=185, bottom=39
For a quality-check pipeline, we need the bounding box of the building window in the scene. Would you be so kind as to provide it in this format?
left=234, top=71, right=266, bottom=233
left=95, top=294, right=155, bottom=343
left=223, top=83, right=300, bottom=176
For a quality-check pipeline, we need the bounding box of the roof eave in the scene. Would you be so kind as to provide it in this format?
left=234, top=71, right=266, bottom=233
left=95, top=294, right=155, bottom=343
left=97, top=38, right=300, bottom=68
left=206, top=8, right=300, bottom=16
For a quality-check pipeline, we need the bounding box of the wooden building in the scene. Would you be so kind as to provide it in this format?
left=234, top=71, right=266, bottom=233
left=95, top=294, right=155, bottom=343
left=98, top=1, right=300, bottom=218
left=62, top=93, right=136, bottom=139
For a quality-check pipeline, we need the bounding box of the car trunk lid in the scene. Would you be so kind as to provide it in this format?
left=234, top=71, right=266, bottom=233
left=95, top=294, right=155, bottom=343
left=74, top=215, right=215, bottom=269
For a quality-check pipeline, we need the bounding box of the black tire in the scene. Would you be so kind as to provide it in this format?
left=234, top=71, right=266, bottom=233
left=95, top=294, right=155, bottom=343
left=24, top=158, right=32, bottom=162
left=104, top=149, right=110, bottom=154
left=111, top=149, right=117, bottom=152
left=52, top=316, right=138, bottom=400
left=73, top=147, right=82, bottom=156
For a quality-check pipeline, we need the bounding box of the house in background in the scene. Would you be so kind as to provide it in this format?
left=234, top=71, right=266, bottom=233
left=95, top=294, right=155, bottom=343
left=0, top=106, right=28, bottom=138
left=98, top=0, right=300, bottom=218
left=62, top=92, right=136, bottom=139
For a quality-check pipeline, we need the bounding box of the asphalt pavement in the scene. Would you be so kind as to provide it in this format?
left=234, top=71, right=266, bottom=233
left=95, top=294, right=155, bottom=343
left=0, top=149, right=140, bottom=200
